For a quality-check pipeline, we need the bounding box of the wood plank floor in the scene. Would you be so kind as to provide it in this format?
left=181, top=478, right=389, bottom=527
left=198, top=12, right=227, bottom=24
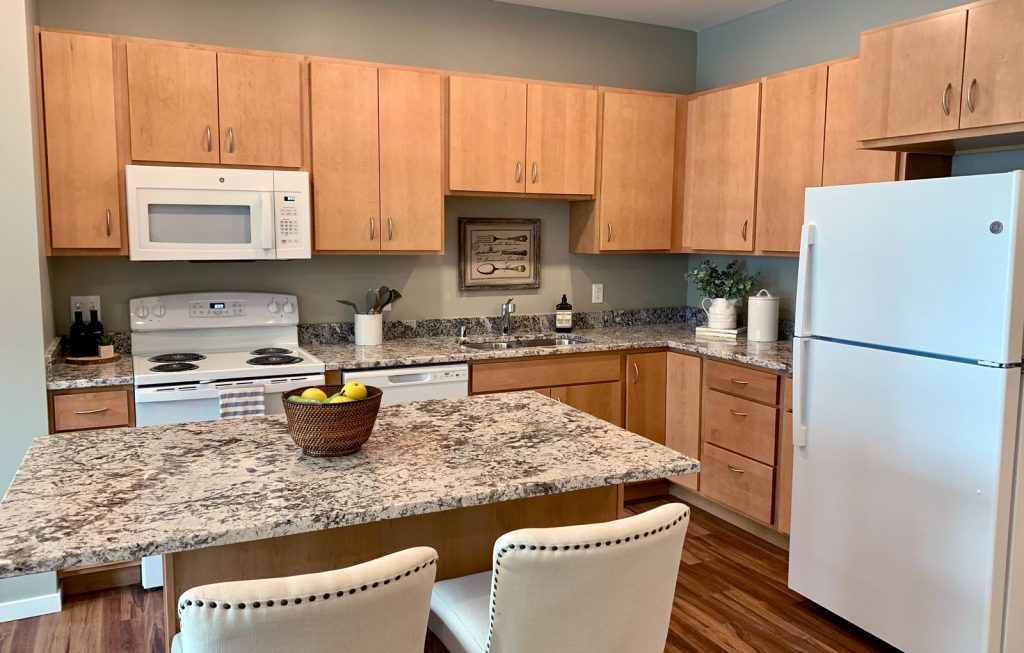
left=0, top=497, right=896, bottom=653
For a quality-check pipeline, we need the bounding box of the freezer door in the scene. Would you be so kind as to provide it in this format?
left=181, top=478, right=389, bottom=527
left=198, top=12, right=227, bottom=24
left=799, top=172, right=1024, bottom=364
left=789, top=338, right=1019, bottom=653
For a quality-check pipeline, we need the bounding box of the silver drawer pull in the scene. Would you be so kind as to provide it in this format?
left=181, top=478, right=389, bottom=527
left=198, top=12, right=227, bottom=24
left=729, top=409, right=748, bottom=417
left=730, top=378, right=749, bottom=385
left=74, top=407, right=109, bottom=415
left=727, top=466, right=745, bottom=474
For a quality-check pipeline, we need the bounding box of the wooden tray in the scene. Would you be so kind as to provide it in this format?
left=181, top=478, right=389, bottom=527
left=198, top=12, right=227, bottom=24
left=64, top=353, right=121, bottom=365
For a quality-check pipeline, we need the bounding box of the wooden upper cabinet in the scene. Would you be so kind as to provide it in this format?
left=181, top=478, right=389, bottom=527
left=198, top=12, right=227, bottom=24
left=217, top=52, right=303, bottom=168
left=525, top=83, right=598, bottom=195
left=40, top=31, right=122, bottom=250
left=379, top=68, right=444, bottom=252
left=310, top=61, right=380, bottom=252
left=823, top=59, right=899, bottom=186
left=125, top=42, right=219, bottom=164
left=755, top=66, right=826, bottom=254
left=683, top=82, right=761, bottom=252
left=857, top=10, right=967, bottom=141
left=448, top=75, right=527, bottom=193
left=625, top=352, right=667, bottom=444
left=960, top=0, right=1024, bottom=130
left=598, top=91, right=676, bottom=251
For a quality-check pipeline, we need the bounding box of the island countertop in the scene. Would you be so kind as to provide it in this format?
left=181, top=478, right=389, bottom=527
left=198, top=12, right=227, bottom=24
left=0, top=392, right=698, bottom=579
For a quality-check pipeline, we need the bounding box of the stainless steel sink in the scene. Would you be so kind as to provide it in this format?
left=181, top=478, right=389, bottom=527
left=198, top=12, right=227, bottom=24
left=459, top=336, right=590, bottom=350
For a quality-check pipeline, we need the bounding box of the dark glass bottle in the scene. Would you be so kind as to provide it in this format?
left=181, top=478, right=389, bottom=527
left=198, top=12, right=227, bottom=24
left=555, top=294, right=573, bottom=334
left=86, top=308, right=104, bottom=356
left=69, top=310, right=92, bottom=357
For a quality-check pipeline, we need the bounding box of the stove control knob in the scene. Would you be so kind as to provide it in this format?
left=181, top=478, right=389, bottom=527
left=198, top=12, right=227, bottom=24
left=136, top=305, right=150, bottom=318
left=267, top=301, right=280, bottom=313
left=282, top=301, right=294, bottom=314
left=153, top=305, right=166, bottom=318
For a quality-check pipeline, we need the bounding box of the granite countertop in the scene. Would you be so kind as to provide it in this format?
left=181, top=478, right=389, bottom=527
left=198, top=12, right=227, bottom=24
left=305, top=324, right=793, bottom=374
left=0, top=392, right=697, bottom=578
left=45, top=323, right=793, bottom=390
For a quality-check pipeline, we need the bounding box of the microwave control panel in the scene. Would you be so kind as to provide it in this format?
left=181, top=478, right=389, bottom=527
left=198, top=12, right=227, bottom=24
left=273, top=174, right=311, bottom=259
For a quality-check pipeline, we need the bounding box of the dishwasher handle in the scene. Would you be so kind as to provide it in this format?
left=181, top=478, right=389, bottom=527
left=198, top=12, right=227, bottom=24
left=386, top=373, right=432, bottom=385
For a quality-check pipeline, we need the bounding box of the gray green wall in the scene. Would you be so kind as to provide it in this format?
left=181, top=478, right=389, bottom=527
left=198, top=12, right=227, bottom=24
left=38, top=0, right=697, bottom=333
left=688, top=0, right=1024, bottom=317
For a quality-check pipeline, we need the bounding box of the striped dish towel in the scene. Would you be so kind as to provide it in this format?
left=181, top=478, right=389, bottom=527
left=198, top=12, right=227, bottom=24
left=218, top=385, right=266, bottom=419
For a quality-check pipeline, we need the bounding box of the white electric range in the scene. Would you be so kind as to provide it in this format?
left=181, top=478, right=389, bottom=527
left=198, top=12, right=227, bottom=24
left=130, top=292, right=326, bottom=590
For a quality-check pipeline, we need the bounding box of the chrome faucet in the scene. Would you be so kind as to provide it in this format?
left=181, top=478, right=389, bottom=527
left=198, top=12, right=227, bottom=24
left=498, top=298, right=516, bottom=336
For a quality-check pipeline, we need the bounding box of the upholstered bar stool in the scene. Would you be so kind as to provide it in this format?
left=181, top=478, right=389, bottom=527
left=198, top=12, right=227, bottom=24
left=173, top=546, right=438, bottom=653
left=428, top=503, right=690, bottom=653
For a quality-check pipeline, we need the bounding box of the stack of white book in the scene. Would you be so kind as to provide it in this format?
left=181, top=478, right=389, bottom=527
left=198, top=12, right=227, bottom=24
left=695, top=325, right=747, bottom=340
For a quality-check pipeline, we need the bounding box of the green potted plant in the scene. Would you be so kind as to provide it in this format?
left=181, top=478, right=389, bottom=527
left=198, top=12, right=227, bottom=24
left=97, top=334, right=115, bottom=359
left=684, top=260, right=758, bottom=330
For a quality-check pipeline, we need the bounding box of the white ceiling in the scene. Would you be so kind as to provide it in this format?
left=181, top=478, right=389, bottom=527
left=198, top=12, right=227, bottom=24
left=494, top=0, right=787, bottom=30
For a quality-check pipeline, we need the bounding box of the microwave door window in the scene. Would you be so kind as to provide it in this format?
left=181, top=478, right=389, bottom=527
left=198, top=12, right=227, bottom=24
left=147, top=204, right=253, bottom=244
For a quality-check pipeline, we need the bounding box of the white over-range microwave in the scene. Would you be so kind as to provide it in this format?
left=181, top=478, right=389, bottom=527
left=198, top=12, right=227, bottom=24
left=126, top=165, right=311, bottom=261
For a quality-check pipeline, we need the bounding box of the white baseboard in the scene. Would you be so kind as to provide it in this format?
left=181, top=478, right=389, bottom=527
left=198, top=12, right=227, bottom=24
left=0, top=588, right=61, bottom=623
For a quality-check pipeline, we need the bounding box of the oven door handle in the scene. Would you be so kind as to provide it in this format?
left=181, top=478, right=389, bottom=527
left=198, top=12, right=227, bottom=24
left=135, top=375, right=324, bottom=403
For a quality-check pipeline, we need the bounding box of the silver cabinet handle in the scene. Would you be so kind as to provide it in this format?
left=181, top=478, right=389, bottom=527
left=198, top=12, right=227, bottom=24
left=727, top=466, right=745, bottom=474
left=387, top=217, right=394, bottom=241
left=531, top=162, right=538, bottom=183
left=515, top=161, right=522, bottom=183
left=607, top=222, right=613, bottom=242
left=632, top=362, right=639, bottom=384
left=227, top=127, right=235, bottom=153
left=967, top=79, right=977, bottom=113
left=105, top=209, right=112, bottom=237
left=204, top=125, right=212, bottom=152
left=941, top=83, right=953, bottom=116
left=741, top=220, right=749, bottom=241
left=730, top=378, right=749, bottom=385
left=369, top=217, right=376, bottom=240
left=74, top=407, right=109, bottom=415
left=729, top=409, right=748, bottom=417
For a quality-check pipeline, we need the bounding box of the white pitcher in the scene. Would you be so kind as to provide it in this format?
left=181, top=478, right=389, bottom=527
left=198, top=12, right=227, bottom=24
left=701, top=297, right=738, bottom=330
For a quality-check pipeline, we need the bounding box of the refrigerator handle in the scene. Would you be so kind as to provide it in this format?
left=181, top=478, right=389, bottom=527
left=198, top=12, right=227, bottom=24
left=793, top=337, right=809, bottom=448
left=794, top=223, right=816, bottom=338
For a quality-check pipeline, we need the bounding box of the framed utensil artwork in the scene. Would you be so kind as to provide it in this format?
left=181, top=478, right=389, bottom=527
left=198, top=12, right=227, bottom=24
left=458, top=218, right=541, bottom=291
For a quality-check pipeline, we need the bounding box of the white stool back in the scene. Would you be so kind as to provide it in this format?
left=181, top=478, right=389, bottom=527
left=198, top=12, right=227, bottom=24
left=488, top=503, right=689, bottom=653
left=173, top=546, right=437, bottom=653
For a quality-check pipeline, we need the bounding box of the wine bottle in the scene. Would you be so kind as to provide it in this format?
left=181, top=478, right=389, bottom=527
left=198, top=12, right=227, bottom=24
left=69, top=309, right=91, bottom=357
left=86, top=307, right=103, bottom=357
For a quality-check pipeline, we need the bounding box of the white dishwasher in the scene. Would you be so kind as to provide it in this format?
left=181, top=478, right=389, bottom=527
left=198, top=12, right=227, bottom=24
left=342, top=364, right=469, bottom=405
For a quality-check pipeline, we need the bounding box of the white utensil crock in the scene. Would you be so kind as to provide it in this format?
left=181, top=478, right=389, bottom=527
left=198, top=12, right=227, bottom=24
left=354, top=313, right=383, bottom=346
left=747, top=289, right=779, bottom=342
left=701, top=297, right=738, bottom=330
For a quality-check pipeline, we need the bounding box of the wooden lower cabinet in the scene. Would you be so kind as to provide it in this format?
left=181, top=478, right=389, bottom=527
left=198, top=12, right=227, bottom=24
left=49, top=386, right=134, bottom=433
left=776, top=377, right=795, bottom=534
left=702, top=390, right=777, bottom=465
left=625, top=352, right=667, bottom=444
left=700, top=443, right=775, bottom=523
left=665, top=353, right=701, bottom=490
left=550, top=382, right=623, bottom=427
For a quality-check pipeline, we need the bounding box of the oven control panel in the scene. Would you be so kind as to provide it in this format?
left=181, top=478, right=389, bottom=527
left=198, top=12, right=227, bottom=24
left=189, top=300, right=246, bottom=318
left=130, top=292, right=300, bottom=330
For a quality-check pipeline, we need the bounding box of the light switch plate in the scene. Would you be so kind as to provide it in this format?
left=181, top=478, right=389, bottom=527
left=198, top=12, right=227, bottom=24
left=70, top=295, right=102, bottom=321
left=591, top=283, right=604, bottom=303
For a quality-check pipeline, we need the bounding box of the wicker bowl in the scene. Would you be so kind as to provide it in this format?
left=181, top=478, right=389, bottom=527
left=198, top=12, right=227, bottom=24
left=282, top=385, right=383, bottom=457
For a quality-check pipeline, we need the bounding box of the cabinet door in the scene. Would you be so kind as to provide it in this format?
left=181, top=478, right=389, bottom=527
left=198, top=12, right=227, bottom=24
left=822, top=59, right=899, bottom=186
left=310, top=62, right=380, bottom=252
left=379, top=68, right=444, bottom=252
left=448, top=75, right=527, bottom=193
left=40, top=31, right=122, bottom=250
left=217, top=52, right=303, bottom=168
left=858, top=10, right=967, bottom=140
left=683, top=82, right=760, bottom=252
left=125, top=42, right=219, bottom=164
left=550, top=382, right=623, bottom=427
left=525, top=83, right=597, bottom=196
left=598, top=91, right=676, bottom=251
left=625, top=352, right=666, bottom=443
left=666, top=353, right=701, bottom=490
left=960, top=0, right=1024, bottom=129
left=755, top=66, right=826, bottom=254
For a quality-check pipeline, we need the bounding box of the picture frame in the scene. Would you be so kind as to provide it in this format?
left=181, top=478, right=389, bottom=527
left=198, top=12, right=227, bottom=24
left=458, top=218, right=541, bottom=291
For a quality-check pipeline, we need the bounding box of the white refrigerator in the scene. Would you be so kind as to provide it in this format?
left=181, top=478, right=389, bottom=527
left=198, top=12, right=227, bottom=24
left=790, top=172, right=1024, bottom=653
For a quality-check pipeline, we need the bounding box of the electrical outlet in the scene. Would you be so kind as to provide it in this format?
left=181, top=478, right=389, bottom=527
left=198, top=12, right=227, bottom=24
left=591, top=283, right=604, bottom=304
left=70, top=295, right=102, bottom=321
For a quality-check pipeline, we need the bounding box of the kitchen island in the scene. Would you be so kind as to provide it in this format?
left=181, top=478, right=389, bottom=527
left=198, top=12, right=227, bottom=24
left=0, top=391, right=697, bottom=648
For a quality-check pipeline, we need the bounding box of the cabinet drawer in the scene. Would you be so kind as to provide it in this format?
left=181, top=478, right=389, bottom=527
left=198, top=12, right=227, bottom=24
left=471, top=354, right=621, bottom=394
left=703, top=390, right=778, bottom=465
left=705, top=360, right=778, bottom=404
left=52, top=390, right=131, bottom=432
left=701, top=443, right=774, bottom=523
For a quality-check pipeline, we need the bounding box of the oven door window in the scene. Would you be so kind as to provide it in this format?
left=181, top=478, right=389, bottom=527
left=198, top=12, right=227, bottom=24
left=147, top=204, right=252, bottom=244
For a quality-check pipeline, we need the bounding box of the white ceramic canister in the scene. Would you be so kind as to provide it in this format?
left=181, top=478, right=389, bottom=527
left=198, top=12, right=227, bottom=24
left=747, top=289, right=779, bottom=342
left=354, top=313, right=383, bottom=346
